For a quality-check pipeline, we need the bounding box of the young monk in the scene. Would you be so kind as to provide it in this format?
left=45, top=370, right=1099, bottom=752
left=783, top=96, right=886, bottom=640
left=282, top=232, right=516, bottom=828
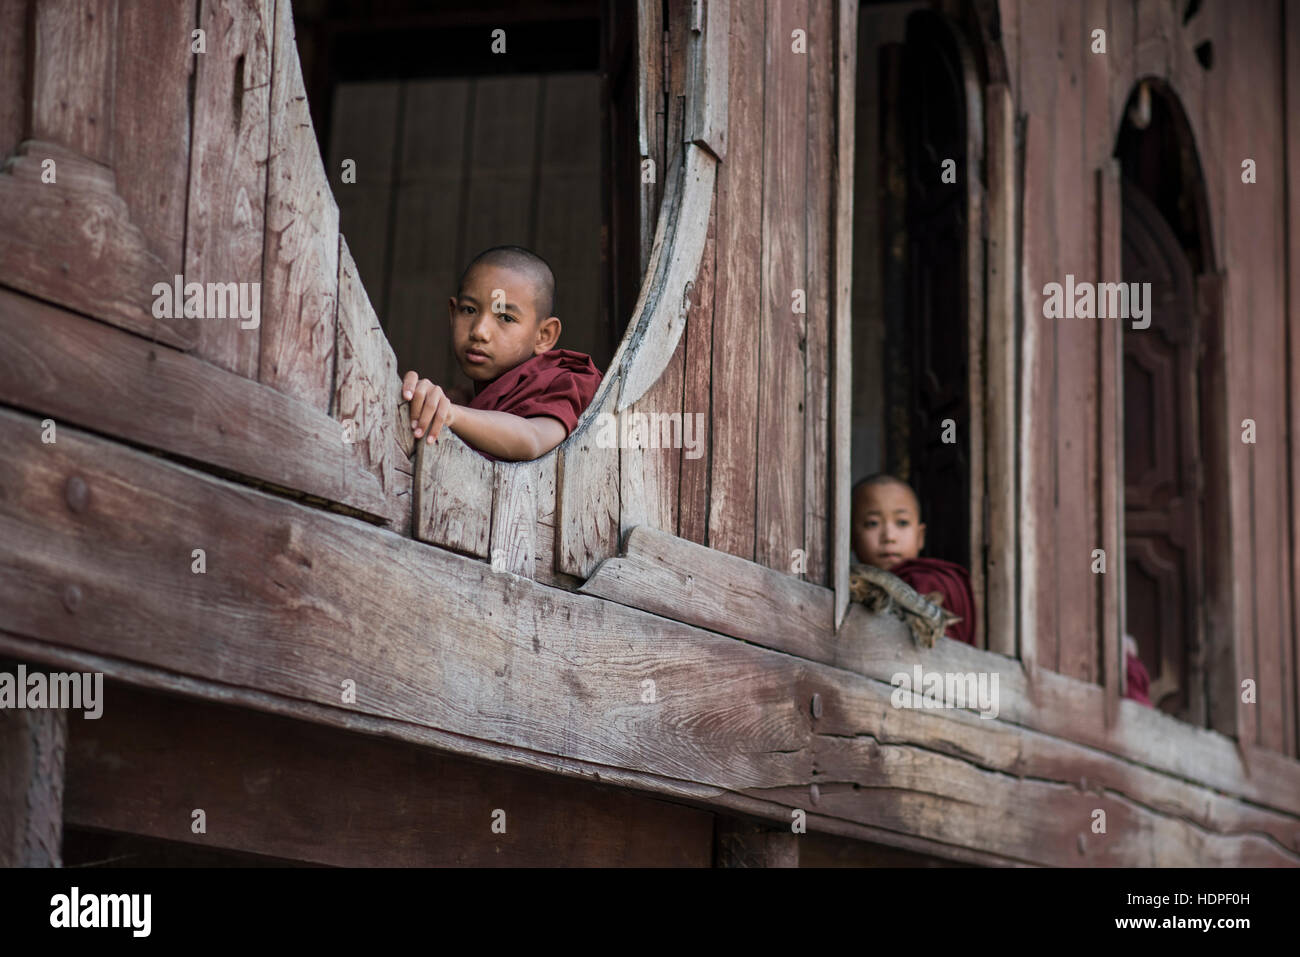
left=401, top=245, right=602, bottom=461
left=851, top=472, right=1154, bottom=705
left=851, top=473, right=978, bottom=646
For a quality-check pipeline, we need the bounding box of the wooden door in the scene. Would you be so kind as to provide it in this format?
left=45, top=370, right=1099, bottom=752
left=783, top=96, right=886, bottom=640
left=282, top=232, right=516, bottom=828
left=1121, top=178, right=1204, bottom=716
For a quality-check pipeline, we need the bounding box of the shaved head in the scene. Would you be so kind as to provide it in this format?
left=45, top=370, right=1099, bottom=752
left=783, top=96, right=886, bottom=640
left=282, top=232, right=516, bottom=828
left=852, top=473, right=921, bottom=518
left=458, top=245, right=556, bottom=320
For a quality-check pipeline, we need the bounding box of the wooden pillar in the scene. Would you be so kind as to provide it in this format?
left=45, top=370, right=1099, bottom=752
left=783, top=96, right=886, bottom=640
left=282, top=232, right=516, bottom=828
left=714, top=817, right=800, bottom=868
left=0, top=684, right=67, bottom=866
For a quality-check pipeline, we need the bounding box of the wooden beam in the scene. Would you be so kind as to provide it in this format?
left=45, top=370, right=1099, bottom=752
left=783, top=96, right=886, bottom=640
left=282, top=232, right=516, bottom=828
left=491, top=460, right=538, bottom=578
left=65, top=685, right=713, bottom=867
left=31, top=0, right=115, bottom=164
left=984, top=82, right=1016, bottom=655
left=831, top=0, right=857, bottom=626
left=0, top=287, right=398, bottom=523
left=579, top=525, right=837, bottom=664
left=0, top=683, right=65, bottom=867
left=1097, top=160, right=1123, bottom=726
left=3, top=407, right=1299, bottom=861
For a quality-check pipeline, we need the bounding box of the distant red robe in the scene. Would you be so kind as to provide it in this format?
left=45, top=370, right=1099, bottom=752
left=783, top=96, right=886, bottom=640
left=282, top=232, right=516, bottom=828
left=1124, top=652, right=1152, bottom=706
left=467, top=349, right=602, bottom=459
left=890, top=557, right=977, bottom=646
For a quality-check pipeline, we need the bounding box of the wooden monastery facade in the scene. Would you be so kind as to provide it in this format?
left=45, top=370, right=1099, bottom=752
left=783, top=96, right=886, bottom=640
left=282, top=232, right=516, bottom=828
left=2, top=0, right=1300, bottom=867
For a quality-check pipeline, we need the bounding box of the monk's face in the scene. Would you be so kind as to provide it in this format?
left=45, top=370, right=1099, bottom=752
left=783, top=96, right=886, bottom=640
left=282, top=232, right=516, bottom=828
left=449, top=263, right=559, bottom=382
left=852, top=481, right=926, bottom=570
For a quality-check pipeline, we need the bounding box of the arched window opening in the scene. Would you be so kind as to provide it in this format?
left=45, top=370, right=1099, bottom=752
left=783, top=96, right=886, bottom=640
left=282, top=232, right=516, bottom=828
left=1115, top=79, right=1228, bottom=727
left=296, top=0, right=642, bottom=399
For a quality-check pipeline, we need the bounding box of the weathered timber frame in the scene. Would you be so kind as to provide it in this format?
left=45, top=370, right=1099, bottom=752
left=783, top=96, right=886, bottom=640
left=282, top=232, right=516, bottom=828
left=414, top=0, right=723, bottom=582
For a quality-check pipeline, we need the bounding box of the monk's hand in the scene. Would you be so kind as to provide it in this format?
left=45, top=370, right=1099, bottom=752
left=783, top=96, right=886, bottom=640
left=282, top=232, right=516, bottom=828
left=403, top=370, right=457, bottom=444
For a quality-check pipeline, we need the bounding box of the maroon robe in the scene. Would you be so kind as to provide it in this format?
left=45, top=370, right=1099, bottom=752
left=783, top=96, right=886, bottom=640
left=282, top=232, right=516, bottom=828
left=1124, top=652, right=1153, bottom=706
left=890, top=557, right=977, bottom=646
left=466, top=348, right=602, bottom=460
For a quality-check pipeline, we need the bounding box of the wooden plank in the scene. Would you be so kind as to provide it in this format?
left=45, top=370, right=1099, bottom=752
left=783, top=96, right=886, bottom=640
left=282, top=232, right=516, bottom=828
left=579, top=525, right=837, bottom=664
left=707, top=0, right=763, bottom=564
left=755, top=0, right=809, bottom=574
left=414, top=429, right=494, bottom=557
left=336, top=236, right=412, bottom=528
left=31, top=0, right=114, bottom=164
left=491, top=461, right=539, bottom=578
left=386, top=78, right=470, bottom=387
left=555, top=374, right=621, bottom=578
left=0, top=142, right=196, bottom=350
left=0, top=287, right=394, bottom=520
left=0, top=0, right=29, bottom=160
left=685, top=0, right=730, bottom=160
left=259, top=0, right=340, bottom=411
left=984, top=83, right=1016, bottom=655
left=66, top=686, right=714, bottom=866
left=533, top=456, right=561, bottom=585
left=803, top=0, right=833, bottom=588
left=832, top=603, right=1300, bottom=821
left=1052, top=0, right=1097, bottom=683
left=678, top=196, right=717, bottom=545
left=187, top=0, right=274, bottom=379
left=620, top=337, right=686, bottom=537
left=714, top=818, right=799, bottom=867
left=1287, top=0, right=1300, bottom=758
left=831, top=0, right=857, bottom=627
left=113, top=0, right=193, bottom=277
left=1098, top=160, right=1123, bottom=726
left=0, top=697, right=65, bottom=867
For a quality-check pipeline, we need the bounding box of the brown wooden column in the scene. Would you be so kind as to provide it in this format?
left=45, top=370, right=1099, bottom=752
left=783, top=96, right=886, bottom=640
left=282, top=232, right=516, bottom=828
left=0, top=677, right=67, bottom=866
left=714, top=817, right=800, bottom=868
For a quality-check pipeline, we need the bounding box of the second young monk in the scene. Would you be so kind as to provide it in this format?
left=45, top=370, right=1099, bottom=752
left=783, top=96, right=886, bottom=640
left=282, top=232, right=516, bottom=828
left=851, top=473, right=978, bottom=646
left=402, top=245, right=602, bottom=462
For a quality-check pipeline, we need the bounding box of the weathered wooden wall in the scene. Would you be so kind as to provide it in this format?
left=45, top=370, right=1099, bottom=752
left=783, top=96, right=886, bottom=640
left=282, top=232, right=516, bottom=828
left=1002, top=0, right=1299, bottom=758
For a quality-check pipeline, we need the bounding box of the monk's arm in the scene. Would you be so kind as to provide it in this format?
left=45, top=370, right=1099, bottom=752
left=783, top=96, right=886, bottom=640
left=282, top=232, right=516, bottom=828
left=446, top=406, right=568, bottom=461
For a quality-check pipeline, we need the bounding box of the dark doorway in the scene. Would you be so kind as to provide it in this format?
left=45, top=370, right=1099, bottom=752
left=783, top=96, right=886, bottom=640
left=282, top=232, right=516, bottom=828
left=1116, top=79, right=1227, bottom=727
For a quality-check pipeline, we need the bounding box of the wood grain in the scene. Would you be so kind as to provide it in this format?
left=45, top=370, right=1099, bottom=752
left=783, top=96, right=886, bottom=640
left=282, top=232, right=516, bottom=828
left=66, top=686, right=713, bottom=866
left=0, top=287, right=393, bottom=521
left=414, top=428, right=494, bottom=557
left=579, top=525, right=837, bottom=664
left=187, top=0, right=274, bottom=379
left=259, top=0, right=340, bottom=411
left=0, top=0, right=27, bottom=160
left=491, top=460, right=539, bottom=579
left=31, top=0, right=114, bottom=164
left=754, top=0, right=809, bottom=575
left=707, top=0, right=763, bottom=564
left=0, top=143, right=197, bottom=349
